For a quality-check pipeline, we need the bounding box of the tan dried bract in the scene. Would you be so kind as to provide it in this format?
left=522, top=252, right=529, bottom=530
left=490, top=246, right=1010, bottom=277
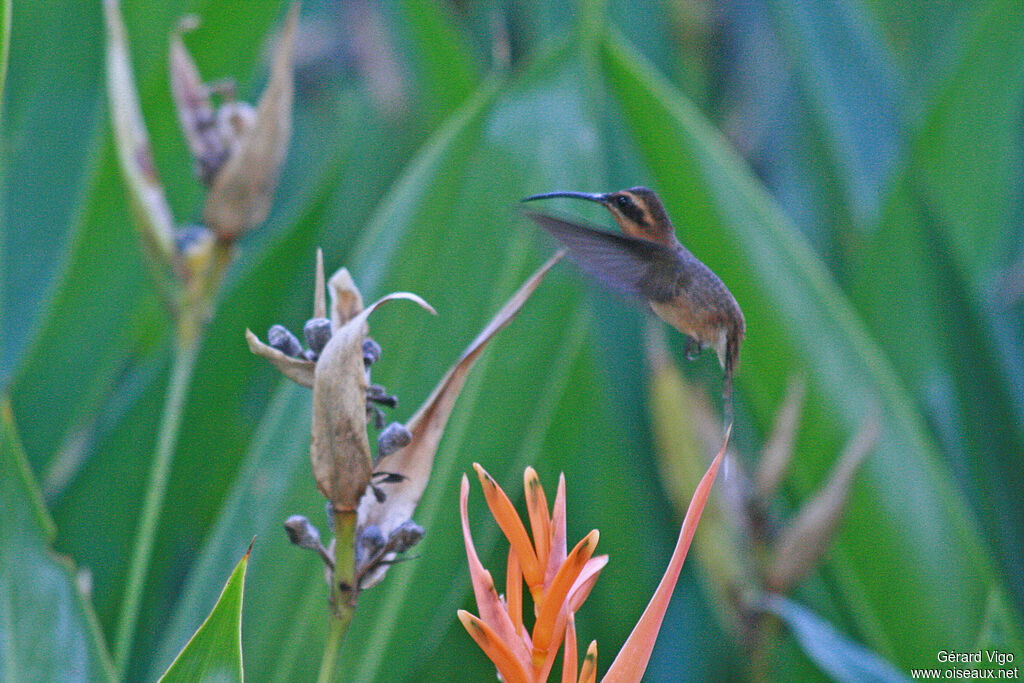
left=203, top=3, right=298, bottom=238
left=170, top=2, right=299, bottom=239
left=169, top=16, right=229, bottom=185
left=104, top=0, right=176, bottom=262
left=246, top=249, right=434, bottom=512
left=311, top=291, right=433, bottom=511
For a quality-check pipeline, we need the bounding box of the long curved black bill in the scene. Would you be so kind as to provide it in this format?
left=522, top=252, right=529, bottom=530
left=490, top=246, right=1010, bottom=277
left=521, top=191, right=608, bottom=204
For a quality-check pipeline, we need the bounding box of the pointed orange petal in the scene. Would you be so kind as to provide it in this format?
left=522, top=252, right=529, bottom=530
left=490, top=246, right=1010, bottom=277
left=562, top=612, right=578, bottom=683
left=546, top=473, right=568, bottom=584
left=545, top=554, right=609, bottom=679
left=458, top=610, right=532, bottom=683
left=602, top=429, right=728, bottom=683
left=568, top=555, right=608, bottom=612
left=473, top=463, right=543, bottom=588
left=532, top=530, right=599, bottom=671
left=579, top=641, right=598, bottom=683
left=524, top=467, right=551, bottom=572
left=460, top=475, right=531, bottom=667
left=506, top=548, right=523, bottom=638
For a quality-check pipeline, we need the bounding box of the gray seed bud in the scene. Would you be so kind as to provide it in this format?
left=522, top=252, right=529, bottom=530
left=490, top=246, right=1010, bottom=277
left=378, top=422, right=412, bottom=457
left=284, top=515, right=321, bottom=550
left=362, top=338, right=382, bottom=366
left=387, top=520, right=425, bottom=554
left=356, top=524, right=386, bottom=567
left=367, top=384, right=398, bottom=408
left=303, top=317, right=332, bottom=355
left=268, top=324, right=302, bottom=357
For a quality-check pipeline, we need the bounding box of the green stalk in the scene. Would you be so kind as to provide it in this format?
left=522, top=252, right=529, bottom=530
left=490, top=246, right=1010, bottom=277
left=316, top=610, right=353, bottom=683
left=316, top=509, right=358, bottom=683
left=112, top=317, right=203, bottom=673
left=112, top=239, right=231, bottom=673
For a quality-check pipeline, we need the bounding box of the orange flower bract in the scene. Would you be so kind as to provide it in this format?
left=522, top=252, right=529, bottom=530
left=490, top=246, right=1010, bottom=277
left=459, top=427, right=728, bottom=682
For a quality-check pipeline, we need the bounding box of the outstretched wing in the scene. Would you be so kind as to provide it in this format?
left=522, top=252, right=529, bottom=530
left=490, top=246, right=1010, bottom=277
left=524, top=211, right=680, bottom=302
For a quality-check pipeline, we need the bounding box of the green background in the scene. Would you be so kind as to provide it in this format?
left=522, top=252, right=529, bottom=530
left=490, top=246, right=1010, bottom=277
left=1, top=0, right=1021, bottom=680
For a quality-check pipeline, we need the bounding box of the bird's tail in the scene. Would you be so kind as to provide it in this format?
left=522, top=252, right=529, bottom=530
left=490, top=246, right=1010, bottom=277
left=722, top=323, right=743, bottom=432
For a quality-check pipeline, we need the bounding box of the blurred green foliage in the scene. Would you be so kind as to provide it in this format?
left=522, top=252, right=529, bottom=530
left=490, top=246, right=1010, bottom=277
left=1, top=0, right=1021, bottom=681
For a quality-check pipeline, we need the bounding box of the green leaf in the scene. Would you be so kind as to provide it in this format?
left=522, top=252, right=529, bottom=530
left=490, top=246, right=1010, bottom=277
left=159, top=544, right=250, bottom=683
left=911, top=0, right=1024, bottom=280
left=0, top=399, right=116, bottom=682
left=863, top=0, right=985, bottom=103
left=0, top=0, right=105, bottom=382
left=600, top=29, right=1022, bottom=666
left=763, top=0, right=907, bottom=229
left=760, top=594, right=910, bottom=683
left=847, top=0, right=1024, bottom=602
left=391, top=0, right=479, bottom=125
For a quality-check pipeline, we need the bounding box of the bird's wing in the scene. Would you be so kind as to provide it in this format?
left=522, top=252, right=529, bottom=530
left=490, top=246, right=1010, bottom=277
left=524, top=211, right=679, bottom=302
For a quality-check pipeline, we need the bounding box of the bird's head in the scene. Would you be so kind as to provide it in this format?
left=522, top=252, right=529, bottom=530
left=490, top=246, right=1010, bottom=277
left=522, top=186, right=676, bottom=247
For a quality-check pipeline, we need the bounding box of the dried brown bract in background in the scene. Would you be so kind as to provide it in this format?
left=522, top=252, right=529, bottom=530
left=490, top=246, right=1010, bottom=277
left=171, top=3, right=299, bottom=239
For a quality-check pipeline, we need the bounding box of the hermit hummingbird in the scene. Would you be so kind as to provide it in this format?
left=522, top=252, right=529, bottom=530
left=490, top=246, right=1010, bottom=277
left=523, top=186, right=745, bottom=423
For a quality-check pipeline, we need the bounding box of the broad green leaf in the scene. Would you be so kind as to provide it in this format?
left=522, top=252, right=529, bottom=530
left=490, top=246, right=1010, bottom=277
left=912, top=0, right=1024, bottom=280
left=862, top=0, right=984, bottom=104
left=159, top=545, right=250, bottom=683
left=0, top=400, right=116, bottom=682
left=763, top=0, right=907, bottom=230
left=391, top=0, right=479, bottom=125
left=761, top=593, right=910, bottom=683
left=600, top=30, right=1022, bottom=667
left=0, top=0, right=105, bottom=382
left=847, top=0, right=1024, bottom=603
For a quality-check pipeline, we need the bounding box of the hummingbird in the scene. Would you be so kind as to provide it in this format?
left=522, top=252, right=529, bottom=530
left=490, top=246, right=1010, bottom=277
left=522, top=186, right=745, bottom=423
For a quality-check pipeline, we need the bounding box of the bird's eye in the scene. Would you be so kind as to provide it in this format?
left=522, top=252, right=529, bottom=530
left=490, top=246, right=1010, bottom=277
left=614, top=194, right=632, bottom=209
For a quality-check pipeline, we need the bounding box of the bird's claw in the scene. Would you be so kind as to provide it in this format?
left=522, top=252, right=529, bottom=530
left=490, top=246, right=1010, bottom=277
left=685, top=338, right=703, bottom=361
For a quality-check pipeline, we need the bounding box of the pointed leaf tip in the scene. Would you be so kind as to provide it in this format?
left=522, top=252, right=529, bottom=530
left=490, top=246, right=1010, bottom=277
left=160, top=548, right=249, bottom=682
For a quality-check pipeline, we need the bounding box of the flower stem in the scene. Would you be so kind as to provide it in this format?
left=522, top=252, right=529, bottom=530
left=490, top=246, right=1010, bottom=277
left=316, top=509, right=359, bottom=683
left=112, top=317, right=203, bottom=674
left=316, top=608, right=354, bottom=683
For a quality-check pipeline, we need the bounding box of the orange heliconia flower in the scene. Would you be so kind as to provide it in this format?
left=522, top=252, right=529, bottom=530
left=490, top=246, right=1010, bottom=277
left=458, top=429, right=728, bottom=682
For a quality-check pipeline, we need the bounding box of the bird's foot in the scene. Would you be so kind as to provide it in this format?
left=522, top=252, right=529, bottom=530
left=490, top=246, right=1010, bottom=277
left=685, top=338, right=703, bottom=361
